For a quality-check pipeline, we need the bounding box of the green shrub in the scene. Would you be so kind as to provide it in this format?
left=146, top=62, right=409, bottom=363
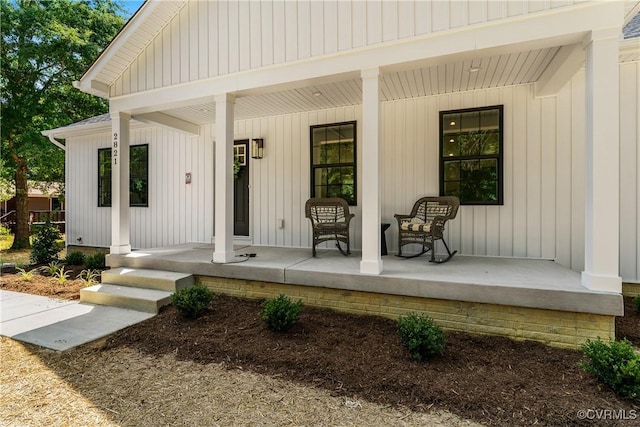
left=578, top=338, right=640, bottom=400
left=260, top=294, right=303, bottom=332
left=633, top=296, right=640, bottom=314
left=397, top=313, right=446, bottom=361
left=0, top=224, right=11, bottom=236
left=85, top=252, right=106, bottom=269
left=171, top=285, right=214, bottom=319
left=65, top=251, right=85, bottom=266
left=30, top=220, right=62, bottom=264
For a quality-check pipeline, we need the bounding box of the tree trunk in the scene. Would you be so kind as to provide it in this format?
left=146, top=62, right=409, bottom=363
left=11, top=157, right=30, bottom=249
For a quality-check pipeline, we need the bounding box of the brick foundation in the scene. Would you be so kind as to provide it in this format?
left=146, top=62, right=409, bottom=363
left=196, top=275, right=615, bottom=350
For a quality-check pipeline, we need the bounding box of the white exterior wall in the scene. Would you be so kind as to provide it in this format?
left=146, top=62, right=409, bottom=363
left=72, top=62, right=640, bottom=282
left=236, top=79, right=588, bottom=272
left=110, top=0, right=579, bottom=97
left=66, top=127, right=214, bottom=249
left=620, top=60, right=640, bottom=282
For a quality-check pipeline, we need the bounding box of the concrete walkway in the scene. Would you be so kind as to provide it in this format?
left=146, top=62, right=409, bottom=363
left=0, top=290, right=154, bottom=351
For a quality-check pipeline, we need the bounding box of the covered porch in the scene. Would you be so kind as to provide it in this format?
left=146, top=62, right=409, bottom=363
left=90, top=1, right=629, bottom=296
left=106, top=243, right=623, bottom=349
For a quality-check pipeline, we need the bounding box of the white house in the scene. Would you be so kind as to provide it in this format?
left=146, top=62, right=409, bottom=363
left=43, top=1, right=640, bottom=347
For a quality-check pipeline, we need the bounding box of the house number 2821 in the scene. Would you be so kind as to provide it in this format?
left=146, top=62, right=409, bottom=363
left=113, top=132, right=119, bottom=165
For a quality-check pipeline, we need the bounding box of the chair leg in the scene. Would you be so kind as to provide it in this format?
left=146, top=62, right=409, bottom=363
left=428, top=237, right=457, bottom=264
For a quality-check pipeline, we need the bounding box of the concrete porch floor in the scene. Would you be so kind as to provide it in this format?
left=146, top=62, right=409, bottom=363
left=106, top=243, right=623, bottom=317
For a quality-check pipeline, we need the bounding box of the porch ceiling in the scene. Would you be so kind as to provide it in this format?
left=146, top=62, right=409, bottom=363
left=160, top=45, right=562, bottom=125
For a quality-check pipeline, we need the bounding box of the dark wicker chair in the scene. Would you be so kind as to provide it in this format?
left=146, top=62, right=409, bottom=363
left=305, top=198, right=354, bottom=257
left=394, top=196, right=460, bottom=263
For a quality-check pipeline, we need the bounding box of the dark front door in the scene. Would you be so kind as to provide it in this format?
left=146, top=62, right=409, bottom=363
left=234, top=141, right=250, bottom=236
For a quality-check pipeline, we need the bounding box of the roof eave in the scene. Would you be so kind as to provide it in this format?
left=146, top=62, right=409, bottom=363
left=77, top=0, right=169, bottom=98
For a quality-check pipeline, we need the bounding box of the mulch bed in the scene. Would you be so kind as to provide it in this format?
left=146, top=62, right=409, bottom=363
left=103, top=294, right=640, bottom=427
left=617, top=296, right=640, bottom=346
left=2, top=272, right=638, bottom=426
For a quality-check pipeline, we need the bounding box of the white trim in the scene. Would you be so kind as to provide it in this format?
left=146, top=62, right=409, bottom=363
left=535, top=43, right=585, bottom=98
left=213, top=94, right=236, bottom=263
left=359, top=67, right=383, bottom=275
left=108, top=2, right=621, bottom=115
left=133, top=112, right=200, bottom=136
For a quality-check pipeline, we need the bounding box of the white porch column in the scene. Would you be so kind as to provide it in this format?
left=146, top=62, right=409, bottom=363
left=360, top=68, right=383, bottom=275
left=110, top=112, right=131, bottom=254
left=213, top=93, right=236, bottom=263
left=581, top=28, right=622, bottom=293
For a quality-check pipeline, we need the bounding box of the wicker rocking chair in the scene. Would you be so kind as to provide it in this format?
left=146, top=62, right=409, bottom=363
left=394, top=196, right=460, bottom=263
left=305, top=197, right=354, bottom=257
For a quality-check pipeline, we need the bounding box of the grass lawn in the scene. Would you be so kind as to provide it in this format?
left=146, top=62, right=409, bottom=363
left=0, top=234, right=65, bottom=266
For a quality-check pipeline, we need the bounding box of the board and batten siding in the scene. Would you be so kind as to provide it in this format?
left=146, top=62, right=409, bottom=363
left=110, top=0, right=579, bottom=97
left=72, top=63, right=640, bottom=281
left=238, top=79, right=588, bottom=273
left=65, top=127, right=214, bottom=249
left=619, top=60, right=640, bottom=283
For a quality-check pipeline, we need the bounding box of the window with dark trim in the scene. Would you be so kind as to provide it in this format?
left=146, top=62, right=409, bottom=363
left=98, top=144, right=149, bottom=207
left=310, top=121, right=357, bottom=205
left=440, top=106, right=503, bottom=205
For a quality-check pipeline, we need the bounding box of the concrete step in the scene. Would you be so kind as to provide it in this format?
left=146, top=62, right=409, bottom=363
left=80, top=284, right=172, bottom=314
left=102, top=268, right=194, bottom=292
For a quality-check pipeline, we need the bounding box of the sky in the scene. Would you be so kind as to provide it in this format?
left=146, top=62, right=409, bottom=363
left=121, top=0, right=144, bottom=19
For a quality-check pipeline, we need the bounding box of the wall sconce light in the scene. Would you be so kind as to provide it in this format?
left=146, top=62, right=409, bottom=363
left=251, top=138, right=264, bottom=159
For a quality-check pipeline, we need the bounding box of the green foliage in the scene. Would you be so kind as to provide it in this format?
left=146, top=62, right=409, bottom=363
left=397, top=313, right=446, bottom=361
left=171, top=285, right=214, bottom=319
left=85, top=252, right=106, bottom=269
left=79, top=269, right=100, bottom=287
left=52, top=266, right=70, bottom=285
left=260, top=294, right=303, bottom=332
left=47, top=261, right=61, bottom=275
left=578, top=338, right=640, bottom=400
left=0, top=224, right=10, bottom=236
left=16, top=267, right=35, bottom=281
left=65, top=250, right=86, bottom=266
left=1, top=0, right=125, bottom=249
left=633, top=296, right=640, bottom=314
left=30, top=220, right=61, bottom=264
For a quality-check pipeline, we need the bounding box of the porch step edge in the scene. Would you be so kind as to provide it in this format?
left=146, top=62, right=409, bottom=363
left=80, top=284, right=172, bottom=314
left=101, top=268, right=194, bottom=292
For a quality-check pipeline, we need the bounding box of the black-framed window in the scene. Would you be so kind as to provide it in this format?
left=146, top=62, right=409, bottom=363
left=440, top=106, right=503, bottom=205
left=310, top=121, right=356, bottom=205
left=98, top=144, right=149, bottom=207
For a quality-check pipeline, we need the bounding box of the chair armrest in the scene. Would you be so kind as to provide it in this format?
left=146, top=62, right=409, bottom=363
left=429, top=215, right=450, bottom=236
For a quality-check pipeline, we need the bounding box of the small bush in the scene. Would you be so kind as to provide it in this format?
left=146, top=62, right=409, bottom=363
left=0, top=224, right=11, bottom=236
left=578, top=338, right=640, bottom=400
left=85, top=252, right=106, bottom=269
left=52, top=267, right=70, bottom=285
left=260, top=294, right=303, bottom=332
left=397, top=313, right=446, bottom=361
left=171, top=285, right=214, bottom=319
left=633, top=296, right=640, bottom=314
left=65, top=251, right=85, bottom=266
left=30, top=220, right=62, bottom=264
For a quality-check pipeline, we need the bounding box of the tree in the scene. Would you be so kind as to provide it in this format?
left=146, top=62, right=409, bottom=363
left=1, top=0, right=125, bottom=249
